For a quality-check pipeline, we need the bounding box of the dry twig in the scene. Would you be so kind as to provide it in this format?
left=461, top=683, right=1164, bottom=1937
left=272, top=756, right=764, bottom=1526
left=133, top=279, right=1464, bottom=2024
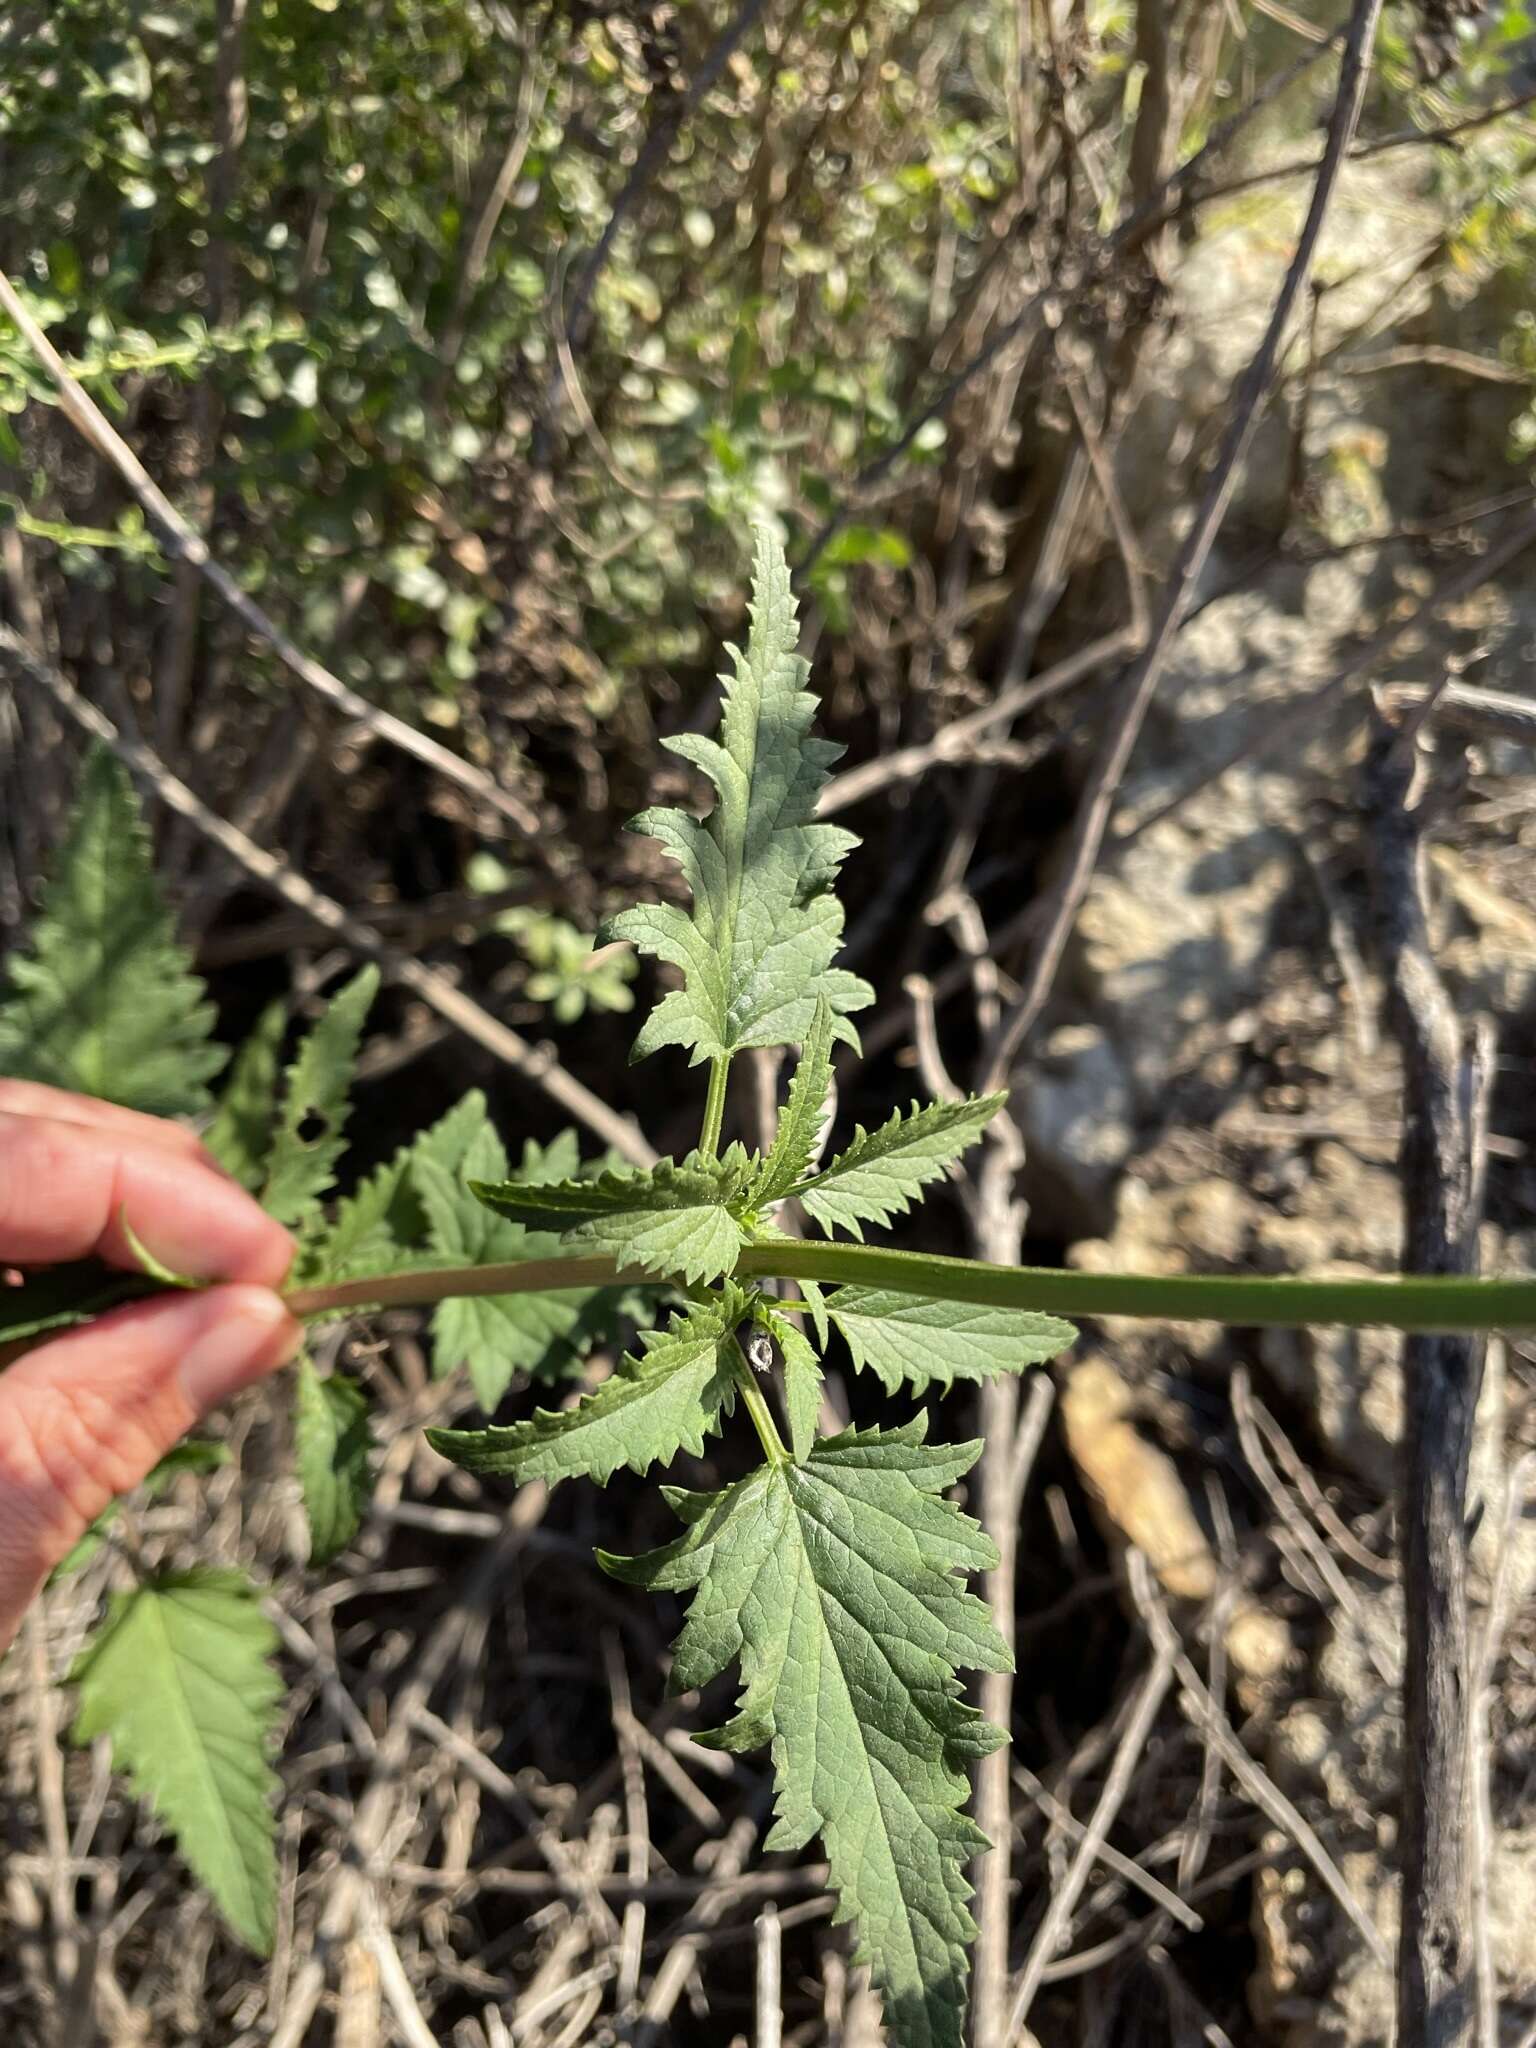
left=1365, top=716, right=1498, bottom=2048
left=1003, top=1620, right=1178, bottom=2042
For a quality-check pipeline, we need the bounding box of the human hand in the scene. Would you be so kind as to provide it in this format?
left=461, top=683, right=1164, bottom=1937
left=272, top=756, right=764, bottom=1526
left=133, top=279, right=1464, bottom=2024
left=0, top=1081, right=300, bottom=1652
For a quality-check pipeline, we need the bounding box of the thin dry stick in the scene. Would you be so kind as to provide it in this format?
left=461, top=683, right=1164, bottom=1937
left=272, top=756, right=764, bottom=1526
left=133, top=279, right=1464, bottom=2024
left=614, top=1703, right=722, bottom=1832
left=270, top=1492, right=549, bottom=2048
left=972, top=1166, right=1055, bottom=2048
left=756, top=1904, right=783, bottom=2048
left=439, top=53, right=547, bottom=372
left=1057, top=357, right=1151, bottom=650
left=24, top=1603, right=80, bottom=2007
left=820, top=628, right=1139, bottom=817
left=0, top=267, right=538, bottom=836
left=979, top=0, right=1386, bottom=1091
left=859, top=499, right=1536, bottom=1068
left=632, top=1813, right=759, bottom=2044
left=407, top=1705, right=619, bottom=1944
left=1004, top=1614, right=1177, bottom=2043
left=1013, top=1762, right=1201, bottom=1933
left=545, top=0, right=773, bottom=430
left=390, top=1863, right=824, bottom=1903
left=359, top=1888, right=439, bottom=2048
left=1231, top=1368, right=1399, bottom=1685
left=552, top=297, right=702, bottom=509
left=603, top=1630, right=649, bottom=2013
left=819, top=361, right=1150, bottom=821
left=797, top=33, right=1344, bottom=578
left=1366, top=719, right=1497, bottom=2048
left=1128, top=1551, right=1392, bottom=1971
left=512, top=1962, right=614, bottom=2040
left=0, top=626, right=654, bottom=1167
left=1385, top=678, right=1536, bottom=750
left=1204, top=1504, right=1244, bottom=1890
left=1242, top=1388, right=1397, bottom=1580
left=155, top=0, right=249, bottom=753
left=334, top=1940, right=383, bottom=2048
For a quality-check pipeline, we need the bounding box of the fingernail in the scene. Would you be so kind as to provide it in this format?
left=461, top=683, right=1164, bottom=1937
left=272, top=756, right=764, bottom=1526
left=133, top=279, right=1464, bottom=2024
left=177, top=1288, right=301, bottom=1416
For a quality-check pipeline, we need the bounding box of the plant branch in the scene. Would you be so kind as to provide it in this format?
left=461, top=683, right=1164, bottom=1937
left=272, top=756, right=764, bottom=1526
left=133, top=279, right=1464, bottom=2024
left=796, top=30, right=1345, bottom=579
left=279, top=1243, right=1536, bottom=1332
left=540, top=0, right=773, bottom=452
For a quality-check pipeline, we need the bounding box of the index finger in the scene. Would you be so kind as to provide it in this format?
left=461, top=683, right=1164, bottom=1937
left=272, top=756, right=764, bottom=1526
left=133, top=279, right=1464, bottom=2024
left=0, top=1111, right=293, bottom=1287
left=0, top=1079, right=214, bottom=1163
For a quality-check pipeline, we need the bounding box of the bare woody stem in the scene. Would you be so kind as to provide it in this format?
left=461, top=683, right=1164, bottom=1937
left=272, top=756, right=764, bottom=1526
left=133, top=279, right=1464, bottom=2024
left=281, top=1244, right=1536, bottom=1333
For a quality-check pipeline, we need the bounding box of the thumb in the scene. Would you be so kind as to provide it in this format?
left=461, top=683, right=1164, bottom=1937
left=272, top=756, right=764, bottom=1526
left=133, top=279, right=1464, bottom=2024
left=0, top=1287, right=299, bottom=1645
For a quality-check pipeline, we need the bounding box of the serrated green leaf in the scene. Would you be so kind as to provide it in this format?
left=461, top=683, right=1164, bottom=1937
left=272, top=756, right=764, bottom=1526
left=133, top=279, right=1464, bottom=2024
left=826, top=1289, right=1075, bottom=1396
left=606, top=528, right=873, bottom=1064
left=304, top=1089, right=490, bottom=1289
left=205, top=1000, right=287, bottom=1189
left=759, top=1302, right=822, bottom=1462
left=69, top=1568, right=282, bottom=1954
left=261, top=967, right=379, bottom=1228
left=796, top=1094, right=1003, bottom=1240
left=427, top=1289, right=744, bottom=1487
left=601, top=1417, right=1008, bottom=2048
left=299, top=1098, right=641, bottom=1401
left=474, top=1149, right=754, bottom=1286
left=800, top=1277, right=830, bottom=1350
left=294, top=1359, right=374, bottom=1564
left=752, top=997, right=835, bottom=1207
left=419, top=1120, right=636, bottom=1406
left=0, top=747, right=224, bottom=1115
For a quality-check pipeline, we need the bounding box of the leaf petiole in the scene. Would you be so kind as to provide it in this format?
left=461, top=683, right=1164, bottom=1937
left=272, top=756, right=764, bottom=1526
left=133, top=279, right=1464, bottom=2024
left=698, top=1055, right=730, bottom=1161
left=726, top=1332, right=790, bottom=1466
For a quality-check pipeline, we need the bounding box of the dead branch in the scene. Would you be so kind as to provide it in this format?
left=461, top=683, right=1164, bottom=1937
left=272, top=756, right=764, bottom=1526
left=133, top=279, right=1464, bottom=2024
left=1364, top=716, right=1498, bottom=2048
left=544, top=0, right=773, bottom=431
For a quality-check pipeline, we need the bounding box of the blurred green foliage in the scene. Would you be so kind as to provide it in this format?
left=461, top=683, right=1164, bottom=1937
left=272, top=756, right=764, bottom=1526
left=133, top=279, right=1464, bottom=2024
left=0, top=0, right=1017, bottom=712
left=466, top=850, right=635, bottom=1020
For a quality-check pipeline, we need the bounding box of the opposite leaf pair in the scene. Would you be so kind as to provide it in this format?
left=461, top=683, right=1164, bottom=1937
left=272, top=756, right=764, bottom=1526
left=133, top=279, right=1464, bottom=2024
left=473, top=994, right=1006, bottom=1284
left=1, top=528, right=1078, bottom=2048
left=422, top=529, right=1076, bottom=2048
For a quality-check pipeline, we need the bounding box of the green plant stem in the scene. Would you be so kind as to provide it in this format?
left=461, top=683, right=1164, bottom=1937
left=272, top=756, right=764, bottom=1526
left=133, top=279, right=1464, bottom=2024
left=280, top=1245, right=1536, bottom=1332
left=727, top=1334, right=790, bottom=1465
left=698, top=1056, right=729, bottom=1160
